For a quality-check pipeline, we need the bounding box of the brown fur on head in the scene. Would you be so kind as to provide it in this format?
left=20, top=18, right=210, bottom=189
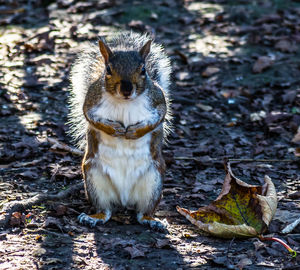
left=98, top=39, right=152, bottom=100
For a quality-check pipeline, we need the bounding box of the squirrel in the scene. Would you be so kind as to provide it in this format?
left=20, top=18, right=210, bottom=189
left=68, top=32, right=171, bottom=229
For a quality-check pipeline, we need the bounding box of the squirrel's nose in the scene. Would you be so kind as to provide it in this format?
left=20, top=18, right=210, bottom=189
left=120, top=80, right=133, bottom=97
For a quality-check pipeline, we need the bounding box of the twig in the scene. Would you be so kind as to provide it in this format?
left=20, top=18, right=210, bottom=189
left=13, top=157, right=45, bottom=168
left=282, top=217, right=300, bottom=234
left=226, top=237, right=235, bottom=268
left=50, top=164, right=60, bottom=182
left=0, top=182, right=84, bottom=228
left=174, top=157, right=297, bottom=163
left=47, top=137, right=83, bottom=156
left=25, top=228, right=71, bottom=238
left=259, top=235, right=297, bottom=257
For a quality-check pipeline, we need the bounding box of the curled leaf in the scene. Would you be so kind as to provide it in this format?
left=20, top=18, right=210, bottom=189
left=177, top=161, right=277, bottom=238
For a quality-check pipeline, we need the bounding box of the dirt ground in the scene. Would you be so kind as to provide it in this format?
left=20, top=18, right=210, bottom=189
left=0, top=0, right=300, bottom=269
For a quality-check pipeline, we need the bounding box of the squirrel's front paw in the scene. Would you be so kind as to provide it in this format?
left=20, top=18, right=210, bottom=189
left=106, top=120, right=126, bottom=137
left=125, top=122, right=148, bottom=139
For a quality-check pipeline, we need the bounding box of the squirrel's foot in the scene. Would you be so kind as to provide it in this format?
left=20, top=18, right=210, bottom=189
left=78, top=210, right=111, bottom=228
left=137, top=213, right=167, bottom=232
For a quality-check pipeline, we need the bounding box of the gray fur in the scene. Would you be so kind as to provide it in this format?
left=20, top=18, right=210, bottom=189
left=68, top=31, right=172, bottom=149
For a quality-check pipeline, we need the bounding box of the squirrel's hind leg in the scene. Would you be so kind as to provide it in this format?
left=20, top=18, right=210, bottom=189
left=78, top=209, right=112, bottom=228
left=133, top=164, right=166, bottom=231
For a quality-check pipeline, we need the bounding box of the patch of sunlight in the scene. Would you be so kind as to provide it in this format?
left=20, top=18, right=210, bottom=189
left=19, top=112, right=41, bottom=130
left=186, top=2, right=223, bottom=19
left=0, top=30, right=23, bottom=45
left=76, top=23, right=94, bottom=36
left=188, top=34, right=232, bottom=57
left=169, top=230, right=217, bottom=267
left=95, top=25, right=124, bottom=37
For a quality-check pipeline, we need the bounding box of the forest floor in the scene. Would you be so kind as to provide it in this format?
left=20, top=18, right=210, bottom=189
left=0, top=0, right=300, bottom=269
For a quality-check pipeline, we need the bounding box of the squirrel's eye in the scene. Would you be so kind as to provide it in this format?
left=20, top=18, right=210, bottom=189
left=106, top=65, right=112, bottom=75
left=141, top=66, right=146, bottom=75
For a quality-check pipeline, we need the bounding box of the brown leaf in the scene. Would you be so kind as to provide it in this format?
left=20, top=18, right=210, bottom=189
left=156, top=239, right=171, bottom=249
left=192, top=182, right=214, bottom=193
left=43, top=217, right=63, bottom=231
left=275, top=40, right=297, bottom=53
left=292, top=127, right=300, bottom=143
left=294, top=147, right=300, bottom=157
left=177, top=161, right=277, bottom=238
left=289, top=191, right=300, bottom=200
left=124, top=246, right=145, bottom=259
left=10, top=212, right=24, bottom=227
left=237, top=258, right=252, bottom=270
left=252, top=56, right=273, bottom=73
left=54, top=204, right=68, bottom=216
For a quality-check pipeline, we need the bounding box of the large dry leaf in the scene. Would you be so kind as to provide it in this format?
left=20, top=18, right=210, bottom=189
left=177, top=161, right=277, bottom=238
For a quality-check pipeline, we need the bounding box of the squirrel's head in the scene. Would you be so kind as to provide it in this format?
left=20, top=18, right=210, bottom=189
left=98, top=39, right=151, bottom=100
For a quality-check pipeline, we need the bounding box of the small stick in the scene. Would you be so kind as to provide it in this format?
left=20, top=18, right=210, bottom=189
left=282, top=217, right=300, bottom=234
left=0, top=182, right=84, bottom=228
left=47, top=137, right=83, bottom=156
left=226, top=237, right=235, bottom=268
left=174, top=157, right=297, bottom=163
left=259, top=235, right=297, bottom=257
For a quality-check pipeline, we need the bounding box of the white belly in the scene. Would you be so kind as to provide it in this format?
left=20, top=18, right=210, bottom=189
left=90, top=91, right=157, bottom=207
left=98, top=131, right=152, bottom=206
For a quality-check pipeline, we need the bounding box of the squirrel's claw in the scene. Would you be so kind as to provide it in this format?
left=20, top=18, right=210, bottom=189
left=125, top=122, right=146, bottom=139
left=78, top=213, right=102, bottom=227
left=78, top=211, right=111, bottom=228
left=137, top=213, right=168, bottom=232
left=106, top=120, right=126, bottom=137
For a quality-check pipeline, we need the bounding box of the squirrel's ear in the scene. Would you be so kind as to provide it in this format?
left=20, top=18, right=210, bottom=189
left=98, top=39, right=113, bottom=64
left=139, top=40, right=152, bottom=60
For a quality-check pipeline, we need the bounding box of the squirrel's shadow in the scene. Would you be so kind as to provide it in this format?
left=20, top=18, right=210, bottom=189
left=92, top=216, right=186, bottom=270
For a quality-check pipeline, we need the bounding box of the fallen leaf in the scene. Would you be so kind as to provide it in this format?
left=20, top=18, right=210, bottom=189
left=124, top=246, right=145, bottom=259
left=254, top=14, right=281, bottom=24
left=250, top=111, right=266, bottom=122
left=35, top=235, right=42, bottom=241
left=43, top=258, right=63, bottom=265
left=252, top=56, right=273, bottom=73
left=196, top=103, right=213, bottom=112
left=289, top=191, right=300, bottom=200
left=275, top=40, right=297, bottom=53
left=294, top=147, right=300, bottom=157
left=18, top=169, right=38, bottom=179
left=156, top=239, right=171, bottom=249
left=175, top=71, right=191, bottom=81
left=43, top=217, right=63, bottom=231
left=54, top=204, right=68, bottom=216
left=10, top=212, right=25, bottom=227
left=192, top=182, right=214, bottom=193
left=292, top=127, right=300, bottom=143
left=177, top=161, right=277, bottom=238
left=202, top=66, right=220, bottom=77
left=33, top=247, right=47, bottom=257
left=237, top=258, right=252, bottom=270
